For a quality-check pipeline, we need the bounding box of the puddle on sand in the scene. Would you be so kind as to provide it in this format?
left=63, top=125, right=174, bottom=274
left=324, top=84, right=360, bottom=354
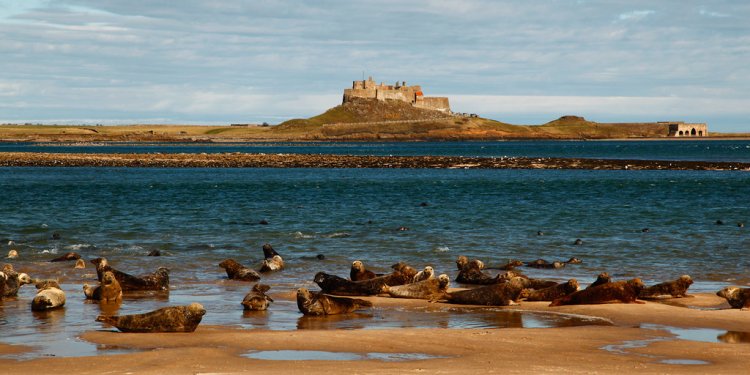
left=660, top=359, right=710, bottom=365
left=641, top=324, right=750, bottom=344
left=243, top=350, right=446, bottom=361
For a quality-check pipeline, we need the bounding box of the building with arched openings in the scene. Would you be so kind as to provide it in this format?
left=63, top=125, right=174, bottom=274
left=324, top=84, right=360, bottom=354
left=343, top=77, right=451, bottom=113
left=665, top=122, right=708, bottom=137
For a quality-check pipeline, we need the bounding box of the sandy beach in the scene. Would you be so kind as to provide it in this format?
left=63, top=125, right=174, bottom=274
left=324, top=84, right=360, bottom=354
left=2, top=290, right=749, bottom=374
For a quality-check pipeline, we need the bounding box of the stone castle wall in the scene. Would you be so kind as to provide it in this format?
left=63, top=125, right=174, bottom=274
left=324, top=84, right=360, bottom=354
left=666, top=122, right=708, bottom=137
left=343, top=77, right=450, bottom=113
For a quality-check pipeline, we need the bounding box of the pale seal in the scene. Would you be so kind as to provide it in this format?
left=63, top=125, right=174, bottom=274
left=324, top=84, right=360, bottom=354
left=716, top=286, right=750, bottom=310
left=386, top=274, right=450, bottom=300
left=74, top=259, right=86, bottom=269
left=96, top=303, right=206, bottom=332
left=639, top=275, right=693, bottom=299
left=31, top=280, right=66, bottom=311
left=549, top=279, right=645, bottom=306
left=260, top=255, right=284, bottom=273
left=241, top=284, right=273, bottom=311
left=3, top=264, right=33, bottom=297
left=218, top=258, right=260, bottom=282
left=412, top=266, right=434, bottom=283
left=296, top=287, right=372, bottom=315
left=7, top=250, right=18, bottom=259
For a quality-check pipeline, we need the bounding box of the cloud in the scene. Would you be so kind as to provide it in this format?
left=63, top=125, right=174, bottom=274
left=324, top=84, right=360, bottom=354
left=618, top=10, right=655, bottom=21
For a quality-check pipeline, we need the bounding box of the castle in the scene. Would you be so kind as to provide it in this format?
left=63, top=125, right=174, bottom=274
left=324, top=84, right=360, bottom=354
left=342, top=77, right=451, bottom=113
left=664, top=122, right=708, bottom=137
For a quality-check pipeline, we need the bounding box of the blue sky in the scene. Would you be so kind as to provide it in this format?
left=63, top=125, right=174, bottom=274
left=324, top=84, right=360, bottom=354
left=1, top=1, right=748, bottom=131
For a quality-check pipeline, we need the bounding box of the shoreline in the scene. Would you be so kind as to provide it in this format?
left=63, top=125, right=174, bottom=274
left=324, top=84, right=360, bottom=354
left=2, top=292, right=750, bottom=374
left=1, top=152, right=749, bottom=170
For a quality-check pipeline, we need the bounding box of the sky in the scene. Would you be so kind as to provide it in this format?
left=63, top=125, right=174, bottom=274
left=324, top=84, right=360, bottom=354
left=1, top=1, right=749, bottom=131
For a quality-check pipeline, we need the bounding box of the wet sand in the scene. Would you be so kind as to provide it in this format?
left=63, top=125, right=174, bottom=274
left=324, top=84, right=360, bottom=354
left=1, top=151, right=750, bottom=170
left=2, top=292, right=749, bottom=374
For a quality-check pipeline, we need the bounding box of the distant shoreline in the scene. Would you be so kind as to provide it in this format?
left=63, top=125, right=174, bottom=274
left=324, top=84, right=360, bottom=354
left=1, top=152, right=748, bottom=170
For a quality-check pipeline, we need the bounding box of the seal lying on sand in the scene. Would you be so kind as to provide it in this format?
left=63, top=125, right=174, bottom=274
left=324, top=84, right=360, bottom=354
left=218, top=259, right=260, bottom=282
left=314, top=272, right=388, bottom=296
left=386, top=274, right=450, bottom=301
left=92, top=258, right=170, bottom=291
left=716, top=287, right=750, bottom=310
left=241, top=284, right=273, bottom=311
left=523, top=279, right=579, bottom=301
left=296, top=288, right=372, bottom=315
left=50, top=252, right=81, bottom=262
left=413, top=266, right=434, bottom=283
left=639, top=275, right=693, bottom=299
left=515, top=275, right=558, bottom=290
left=83, top=271, right=123, bottom=303
left=259, top=244, right=284, bottom=272
left=456, top=258, right=502, bottom=285
left=96, top=303, right=206, bottom=332
left=350, top=260, right=377, bottom=281
left=549, top=279, right=645, bottom=307
left=586, top=272, right=611, bottom=290
left=446, top=277, right=528, bottom=306
left=391, top=262, right=418, bottom=279
left=3, top=264, right=33, bottom=297
left=31, top=280, right=66, bottom=311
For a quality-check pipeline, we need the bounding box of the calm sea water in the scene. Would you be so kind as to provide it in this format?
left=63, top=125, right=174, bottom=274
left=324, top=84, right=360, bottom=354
left=1, top=142, right=749, bottom=358
left=2, top=139, right=750, bottom=161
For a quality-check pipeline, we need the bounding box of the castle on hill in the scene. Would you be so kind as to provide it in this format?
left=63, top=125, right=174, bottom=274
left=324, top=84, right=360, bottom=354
left=342, top=76, right=451, bottom=113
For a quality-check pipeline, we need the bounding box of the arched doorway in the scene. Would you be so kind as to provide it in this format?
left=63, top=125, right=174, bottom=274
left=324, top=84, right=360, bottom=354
left=691, top=128, right=697, bottom=136
left=678, top=130, right=683, bottom=136
left=698, top=131, right=703, bottom=136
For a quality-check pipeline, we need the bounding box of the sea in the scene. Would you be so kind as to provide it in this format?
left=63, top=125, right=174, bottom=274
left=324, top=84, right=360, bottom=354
left=1, top=140, right=749, bottom=358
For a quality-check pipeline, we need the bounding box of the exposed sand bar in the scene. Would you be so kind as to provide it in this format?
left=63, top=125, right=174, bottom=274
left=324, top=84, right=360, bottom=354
left=1, top=152, right=749, bottom=170
left=2, top=293, right=750, bottom=374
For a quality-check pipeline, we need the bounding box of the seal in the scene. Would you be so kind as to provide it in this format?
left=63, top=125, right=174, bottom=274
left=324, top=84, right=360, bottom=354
left=0, top=272, right=6, bottom=298
left=74, top=259, right=86, bottom=269
left=350, top=260, right=377, bottom=281
left=391, top=262, right=418, bottom=280
left=412, top=266, right=434, bottom=283
left=716, top=286, right=750, bottom=310
left=639, top=275, right=693, bottom=299
left=549, top=278, right=645, bottom=306
left=147, top=250, right=161, bottom=256
left=386, top=274, right=450, bottom=301
left=514, top=275, right=558, bottom=290
left=526, top=257, right=581, bottom=269
left=523, top=279, right=579, bottom=301
left=585, top=272, right=611, bottom=290
left=50, top=252, right=81, bottom=262
left=260, top=255, right=284, bottom=273
left=31, top=280, right=66, bottom=311
left=96, top=303, right=206, bottom=332
left=446, top=277, right=528, bottom=306
left=456, top=259, right=502, bottom=285
left=83, top=270, right=123, bottom=303
left=218, top=258, right=260, bottom=282
left=3, top=264, right=33, bottom=297
left=7, top=250, right=18, bottom=259
left=488, top=260, right=524, bottom=271
left=241, top=284, right=274, bottom=311
left=262, top=243, right=280, bottom=258
left=296, top=287, right=373, bottom=315
left=313, top=272, right=388, bottom=296
left=91, top=258, right=169, bottom=291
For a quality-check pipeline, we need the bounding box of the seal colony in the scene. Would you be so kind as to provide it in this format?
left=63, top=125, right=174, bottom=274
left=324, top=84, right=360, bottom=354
left=1, top=152, right=749, bottom=171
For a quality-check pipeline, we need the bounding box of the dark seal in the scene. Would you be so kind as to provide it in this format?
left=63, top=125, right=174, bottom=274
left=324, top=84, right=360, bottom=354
left=49, top=252, right=81, bottom=262
left=549, top=279, right=645, bottom=307
left=92, top=257, right=170, bottom=291
left=296, top=288, right=373, bottom=315
left=586, top=272, right=611, bottom=290
left=96, top=303, right=206, bottom=332
left=523, top=279, right=579, bottom=301
left=639, top=275, right=693, bottom=299
left=218, top=258, right=261, bottom=282
left=446, top=277, right=528, bottom=306
left=716, top=287, right=750, bottom=310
